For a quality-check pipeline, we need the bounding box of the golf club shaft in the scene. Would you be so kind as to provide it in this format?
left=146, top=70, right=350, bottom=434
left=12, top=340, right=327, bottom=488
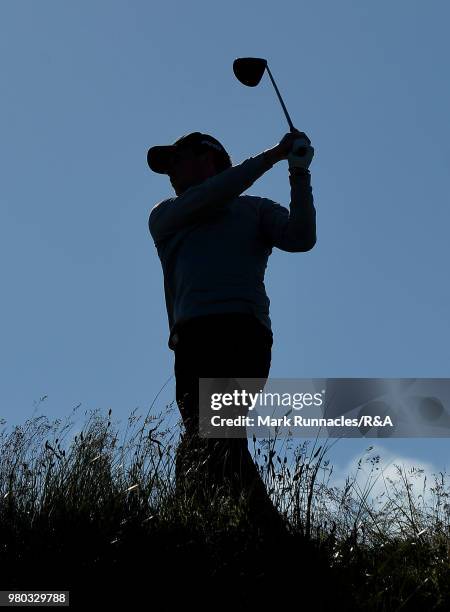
left=265, top=65, right=294, bottom=130
left=265, top=65, right=307, bottom=156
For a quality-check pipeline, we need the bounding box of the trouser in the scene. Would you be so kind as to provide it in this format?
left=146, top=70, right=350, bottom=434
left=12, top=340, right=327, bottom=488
left=173, top=313, right=285, bottom=529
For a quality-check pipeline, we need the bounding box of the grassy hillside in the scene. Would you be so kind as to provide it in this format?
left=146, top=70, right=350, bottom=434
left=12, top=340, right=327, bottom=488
left=0, top=402, right=448, bottom=610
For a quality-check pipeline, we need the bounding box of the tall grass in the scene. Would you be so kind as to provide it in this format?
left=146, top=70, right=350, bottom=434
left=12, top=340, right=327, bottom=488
left=0, top=399, right=448, bottom=610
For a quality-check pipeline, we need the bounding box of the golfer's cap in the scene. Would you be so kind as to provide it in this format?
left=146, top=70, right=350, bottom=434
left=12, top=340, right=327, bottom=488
left=147, top=132, right=228, bottom=174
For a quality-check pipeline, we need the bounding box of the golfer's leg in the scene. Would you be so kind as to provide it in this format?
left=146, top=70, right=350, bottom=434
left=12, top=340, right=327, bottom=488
left=173, top=317, right=234, bottom=496
left=174, top=327, right=206, bottom=495
left=203, top=316, right=271, bottom=493
left=219, top=315, right=286, bottom=529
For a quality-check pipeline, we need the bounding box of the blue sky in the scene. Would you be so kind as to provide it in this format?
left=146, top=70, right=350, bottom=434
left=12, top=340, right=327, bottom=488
left=1, top=0, right=449, bottom=484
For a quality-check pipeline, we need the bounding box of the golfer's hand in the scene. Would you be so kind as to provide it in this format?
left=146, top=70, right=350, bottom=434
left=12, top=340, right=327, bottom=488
left=276, top=129, right=311, bottom=159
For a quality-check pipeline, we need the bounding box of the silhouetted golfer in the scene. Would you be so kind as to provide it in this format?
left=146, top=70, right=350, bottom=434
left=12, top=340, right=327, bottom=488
left=147, top=129, right=316, bottom=532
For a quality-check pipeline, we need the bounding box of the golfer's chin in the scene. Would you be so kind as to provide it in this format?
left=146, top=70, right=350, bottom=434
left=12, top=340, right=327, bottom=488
left=172, top=177, right=204, bottom=195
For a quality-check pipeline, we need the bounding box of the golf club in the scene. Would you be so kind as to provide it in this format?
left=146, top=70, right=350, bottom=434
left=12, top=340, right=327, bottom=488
left=233, top=57, right=308, bottom=156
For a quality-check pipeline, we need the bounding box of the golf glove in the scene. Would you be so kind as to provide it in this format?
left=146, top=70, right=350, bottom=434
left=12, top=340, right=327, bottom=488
left=288, top=137, right=314, bottom=170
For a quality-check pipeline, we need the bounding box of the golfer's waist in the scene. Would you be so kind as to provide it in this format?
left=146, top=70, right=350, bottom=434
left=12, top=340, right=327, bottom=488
left=169, top=309, right=273, bottom=348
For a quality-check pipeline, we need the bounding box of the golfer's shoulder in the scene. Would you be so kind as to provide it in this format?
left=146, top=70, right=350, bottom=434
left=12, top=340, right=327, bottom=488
left=234, top=193, right=260, bottom=212
left=149, top=197, right=174, bottom=221
left=240, top=193, right=269, bottom=204
left=242, top=194, right=279, bottom=210
left=151, top=196, right=174, bottom=212
left=148, top=197, right=174, bottom=238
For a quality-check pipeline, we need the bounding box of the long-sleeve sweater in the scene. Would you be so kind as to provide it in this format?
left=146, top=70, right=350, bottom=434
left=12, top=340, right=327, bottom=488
left=148, top=151, right=316, bottom=350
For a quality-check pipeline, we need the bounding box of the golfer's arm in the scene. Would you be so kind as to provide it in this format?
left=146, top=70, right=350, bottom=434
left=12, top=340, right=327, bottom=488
left=259, top=171, right=316, bottom=252
left=149, top=152, right=274, bottom=243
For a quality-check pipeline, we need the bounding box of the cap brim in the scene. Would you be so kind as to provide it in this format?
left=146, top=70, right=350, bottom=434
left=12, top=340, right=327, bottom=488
left=147, top=145, right=177, bottom=174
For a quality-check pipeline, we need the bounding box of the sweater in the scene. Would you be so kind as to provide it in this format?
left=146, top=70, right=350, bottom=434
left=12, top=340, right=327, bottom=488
left=148, top=151, right=316, bottom=350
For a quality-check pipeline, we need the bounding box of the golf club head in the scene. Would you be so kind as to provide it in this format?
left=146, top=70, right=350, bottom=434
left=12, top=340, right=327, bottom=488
left=233, top=57, right=267, bottom=87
